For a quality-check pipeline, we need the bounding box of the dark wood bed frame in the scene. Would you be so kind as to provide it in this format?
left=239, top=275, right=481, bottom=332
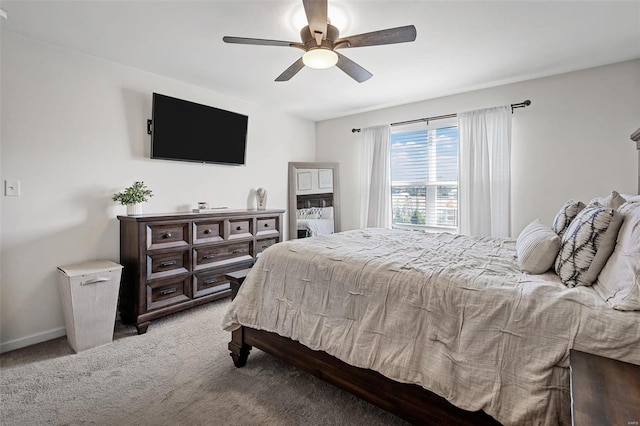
left=229, top=326, right=500, bottom=425
left=228, top=130, right=640, bottom=425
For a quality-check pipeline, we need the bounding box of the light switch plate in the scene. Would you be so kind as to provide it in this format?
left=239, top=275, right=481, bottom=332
left=5, top=179, right=20, bottom=196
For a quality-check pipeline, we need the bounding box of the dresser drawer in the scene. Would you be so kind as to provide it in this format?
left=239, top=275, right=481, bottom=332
left=228, top=219, right=252, bottom=240
left=118, top=209, right=284, bottom=334
left=194, top=241, right=253, bottom=271
left=146, top=276, right=190, bottom=311
left=256, top=217, right=279, bottom=237
left=146, top=251, right=189, bottom=280
left=192, top=263, right=249, bottom=298
left=256, top=238, right=278, bottom=256
left=193, top=220, right=223, bottom=245
left=146, top=223, right=189, bottom=250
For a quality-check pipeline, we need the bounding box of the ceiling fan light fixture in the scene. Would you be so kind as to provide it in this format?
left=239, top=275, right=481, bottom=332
left=302, top=49, right=338, bottom=69
left=223, top=0, right=417, bottom=82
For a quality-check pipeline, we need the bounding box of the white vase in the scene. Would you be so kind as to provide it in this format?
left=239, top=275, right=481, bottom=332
left=126, top=203, right=143, bottom=216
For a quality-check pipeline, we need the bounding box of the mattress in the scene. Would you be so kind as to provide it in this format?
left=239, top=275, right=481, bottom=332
left=223, top=228, right=640, bottom=425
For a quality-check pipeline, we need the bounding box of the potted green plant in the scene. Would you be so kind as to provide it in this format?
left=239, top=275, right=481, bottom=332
left=112, top=181, right=154, bottom=215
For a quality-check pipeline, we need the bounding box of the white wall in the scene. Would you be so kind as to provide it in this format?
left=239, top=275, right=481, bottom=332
left=317, top=60, right=640, bottom=236
left=0, top=32, right=316, bottom=352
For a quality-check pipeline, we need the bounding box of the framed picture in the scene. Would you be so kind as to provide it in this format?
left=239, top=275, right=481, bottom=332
left=297, top=171, right=312, bottom=191
left=318, top=169, right=333, bottom=189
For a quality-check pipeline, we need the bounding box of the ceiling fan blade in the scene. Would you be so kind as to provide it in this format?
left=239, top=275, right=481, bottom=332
left=275, top=58, right=305, bottom=82
left=335, top=52, right=372, bottom=83
left=303, top=0, right=328, bottom=45
left=223, top=36, right=303, bottom=49
left=334, top=25, right=417, bottom=49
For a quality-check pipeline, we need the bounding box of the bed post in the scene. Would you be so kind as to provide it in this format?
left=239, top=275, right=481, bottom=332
left=229, top=327, right=252, bottom=367
left=631, top=127, right=640, bottom=194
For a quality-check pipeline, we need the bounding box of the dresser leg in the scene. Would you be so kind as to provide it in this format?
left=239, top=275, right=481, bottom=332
left=229, top=327, right=252, bottom=367
left=136, top=321, right=150, bottom=335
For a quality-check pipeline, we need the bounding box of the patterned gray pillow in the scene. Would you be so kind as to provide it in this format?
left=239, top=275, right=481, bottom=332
left=552, top=200, right=586, bottom=237
left=554, top=204, right=624, bottom=287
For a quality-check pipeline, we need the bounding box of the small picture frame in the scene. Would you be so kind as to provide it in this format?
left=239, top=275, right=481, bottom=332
left=297, top=171, right=312, bottom=191
left=318, top=169, right=333, bottom=189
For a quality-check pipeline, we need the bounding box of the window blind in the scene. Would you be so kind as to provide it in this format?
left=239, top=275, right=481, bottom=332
left=390, top=125, right=459, bottom=229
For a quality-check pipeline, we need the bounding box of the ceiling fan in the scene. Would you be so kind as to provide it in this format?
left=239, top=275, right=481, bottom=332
left=222, top=0, right=417, bottom=83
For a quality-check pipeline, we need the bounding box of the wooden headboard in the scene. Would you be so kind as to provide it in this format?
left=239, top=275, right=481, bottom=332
left=632, top=127, right=640, bottom=194
left=297, top=192, right=334, bottom=209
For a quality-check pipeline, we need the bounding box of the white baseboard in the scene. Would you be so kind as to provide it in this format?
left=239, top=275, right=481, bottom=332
left=0, top=327, right=66, bottom=354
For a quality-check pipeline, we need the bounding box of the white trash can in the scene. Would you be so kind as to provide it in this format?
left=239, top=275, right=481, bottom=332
left=57, top=260, right=123, bottom=353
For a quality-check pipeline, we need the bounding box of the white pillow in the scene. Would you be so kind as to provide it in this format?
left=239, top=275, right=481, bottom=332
left=516, top=219, right=561, bottom=274
left=554, top=204, right=623, bottom=287
left=320, top=207, right=334, bottom=219
left=552, top=200, right=586, bottom=238
left=588, top=190, right=626, bottom=210
left=621, top=194, right=640, bottom=203
left=592, top=201, right=640, bottom=310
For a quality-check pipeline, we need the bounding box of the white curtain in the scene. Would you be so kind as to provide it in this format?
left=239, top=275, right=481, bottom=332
left=359, top=125, right=392, bottom=228
left=458, top=106, right=512, bottom=237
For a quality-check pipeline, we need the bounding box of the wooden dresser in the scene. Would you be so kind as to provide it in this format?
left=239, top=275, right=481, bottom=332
left=117, top=209, right=284, bottom=333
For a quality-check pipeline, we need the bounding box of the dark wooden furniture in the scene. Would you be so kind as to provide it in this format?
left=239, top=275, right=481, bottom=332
left=229, top=327, right=500, bottom=425
left=225, top=268, right=251, bottom=300
left=118, top=209, right=283, bottom=334
left=632, top=127, right=640, bottom=192
left=296, top=192, right=334, bottom=208
left=570, top=349, right=640, bottom=426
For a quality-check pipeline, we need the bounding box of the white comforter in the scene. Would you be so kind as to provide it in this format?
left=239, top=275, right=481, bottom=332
left=222, top=228, right=640, bottom=425
left=297, top=218, right=334, bottom=236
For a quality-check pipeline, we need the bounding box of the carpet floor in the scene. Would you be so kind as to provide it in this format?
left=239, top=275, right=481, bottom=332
left=0, top=298, right=407, bottom=425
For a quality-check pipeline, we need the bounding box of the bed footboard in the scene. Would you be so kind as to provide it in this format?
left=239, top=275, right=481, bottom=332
left=228, top=326, right=501, bottom=425
left=229, top=327, right=252, bottom=367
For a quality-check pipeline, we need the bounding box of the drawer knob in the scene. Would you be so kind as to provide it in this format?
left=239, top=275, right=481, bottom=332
left=160, top=260, right=177, bottom=267
left=160, top=288, right=177, bottom=296
left=204, top=279, right=218, bottom=285
left=204, top=229, right=212, bottom=234
left=264, top=223, right=269, bottom=228
left=163, top=232, right=172, bottom=239
left=203, top=254, right=216, bottom=260
left=261, top=245, right=267, bottom=249
left=236, top=226, right=242, bottom=231
left=232, top=249, right=244, bottom=254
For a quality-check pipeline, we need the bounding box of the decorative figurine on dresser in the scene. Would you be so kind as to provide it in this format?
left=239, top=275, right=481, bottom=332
left=117, top=208, right=284, bottom=334
left=256, top=187, right=267, bottom=210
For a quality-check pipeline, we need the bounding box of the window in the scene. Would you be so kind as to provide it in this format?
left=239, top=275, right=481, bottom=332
left=390, top=122, right=459, bottom=231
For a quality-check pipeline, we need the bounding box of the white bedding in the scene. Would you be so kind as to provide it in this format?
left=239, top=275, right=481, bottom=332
left=223, top=228, right=640, bottom=425
left=297, top=218, right=334, bottom=236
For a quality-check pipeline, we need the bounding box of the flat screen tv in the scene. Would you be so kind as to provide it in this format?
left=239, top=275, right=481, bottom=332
left=150, top=93, right=248, bottom=166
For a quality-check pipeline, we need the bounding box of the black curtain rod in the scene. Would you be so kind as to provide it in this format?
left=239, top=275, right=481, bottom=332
left=351, top=100, right=531, bottom=133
